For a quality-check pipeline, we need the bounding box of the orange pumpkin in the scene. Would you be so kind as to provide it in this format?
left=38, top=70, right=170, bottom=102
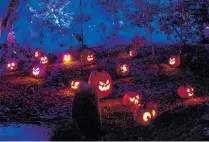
left=40, top=55, right=48, bottom=65
left=62, top=52, right=72, bottom=63
left=123, top=92, right=141, bottom=106
left=134, top=103, right=157, bottom=126
left=168, top=55, right=180, bottom=67
left=117, top=63, right=130, bottom=76
left=129, top=48, right=137, bottom=58
left=177, top=85, right=194, bottom=99
left=32, top=64, right=45, bottom=78
left=88, top=69, right=113, bottom=99
left=34, top=48, right=42, bottom=59
left=6, top=60, right=18, bottom=71
left=80, top=49, right=95, bottom=64
left=71, top=80, right=83, bottom=91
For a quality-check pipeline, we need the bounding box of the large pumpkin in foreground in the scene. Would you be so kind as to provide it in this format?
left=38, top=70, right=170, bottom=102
left=134, top=103, right=157, bottom=126
left=177, top=85, right=194, bottom=99
left=88, top=69, right=113, bottom=99
left=168, top=55, right=180, bottom=67
left=80, top=49, right=96, bottom=65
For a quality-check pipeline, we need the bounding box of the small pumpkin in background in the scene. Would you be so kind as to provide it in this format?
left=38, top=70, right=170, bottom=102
left=40, top=55, right=48, bottom=65
left=88, top=69, right=113, bottom=99
left=6, top=60, right=18, bottom=71
left=32, top=64, right=45, bottom=78
left=62, top=52, right=72, bottom=63
left=80, top=49, right=96, bottom=64
left=134, top=103, right=157, bottom=126
left=123, top=92, right=141, bottom=106
left=129, top=48, right=137, bottom=58
left=177, top=84, right=194, bottom=99
left=168, top=55, right=180, bottom=67
left=117, top=63, right=130, bottom=76
left=71, top=80, right=83, bottom=91
left=34, top=48, right=42, bottom=59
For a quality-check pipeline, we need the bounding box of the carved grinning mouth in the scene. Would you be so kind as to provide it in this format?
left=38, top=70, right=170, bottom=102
left=71, top=81, right=80, bottom=89
left=98, top=80, right=110, bottom=91
left=33, top=68, right=40, bottom=76
left=143, top=112, right=152, bottom=122
left=35, top=52, right=39, bottom=57
left=64, top=55, right=71, bottom=62
left=169, top=58, right=176, bottom=65
left=87, top=55, right=94, bottom=61
left=187, top=88, right=194, bottom=96
left=121, top=65, right=128, bottom=72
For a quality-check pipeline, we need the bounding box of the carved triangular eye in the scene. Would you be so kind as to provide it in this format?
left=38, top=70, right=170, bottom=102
left=129, top=97, right=135, bottom=102
left=152, top=110, right=156, bottom=117
left=99, top=81, right=104, bottom=85
left=186, top=88, right=190, bottom=92
left=71, top=81, right=74, bottom=85
left=136, top=95, right=139, bottom=99
left=74, top=82, right=80, bottom=86
left=106, top=79, right=109, bottom=84
left=191, top=88, right=194, bottom=91
left=11, top=63, right=15, bottom=66
left=36, top=67, right=40, bottom=71
left=8, top=64, right=11, bottom=67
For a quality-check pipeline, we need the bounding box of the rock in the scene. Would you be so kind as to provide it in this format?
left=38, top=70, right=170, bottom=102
left=72, top=82, right=101, bottom=140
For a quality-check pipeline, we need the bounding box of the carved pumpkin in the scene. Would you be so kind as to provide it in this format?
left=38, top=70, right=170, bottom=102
left=88, top=69, right=113, bottom=99
left=32, top=65, right=45, bottom=78
left=134, top=103, right=157, bottom=126
left=80, top=49, right=95, bottom=64
left=6, top=60, right=18, bottom=71
left=40, top=55, right=48, bottom=65
left=129, top=48, right=137, bottom=58
left=62, top=52, right=72, bottom=63
left=71, top=80, right=83, bottom=91
left=168, top=55, right=180, bottom=67
left=117, top=63, right=130, bottom=76
left=34, top=48, right=42, bottom=59
left=123, top=92, right=141, bottom=106
left=177, top=85, right=194, bottom=99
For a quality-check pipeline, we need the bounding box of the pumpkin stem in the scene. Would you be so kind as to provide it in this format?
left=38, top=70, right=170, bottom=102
left=97, top=68, right=102, bottom=72
left=183, top=82, right=187, bottom=86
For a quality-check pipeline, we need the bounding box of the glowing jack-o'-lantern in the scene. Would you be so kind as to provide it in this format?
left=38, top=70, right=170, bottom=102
left=80, top=49, right=96, bottom=64
left=168, top=55, right=180, bottom=67
left=40, top=55, right=48, bottom=65
left=129, top=48, right=137, bottom=58
left=62, top=52, right=72, bottom=63
left=123, top=92, right=141, bottom=106
left=6, top=60, right=18, bottom=71
left=88, top=69, right=113, bottom=99
left=134, top=103, right=157, bottom=126
left=34, top=48, right=42, bottom=59
left=71, top=80, right=83, bottom=91
left=117, top=63, right=130, bottom=76
left=32, top=65, right=45, bottom=78
left=177, top=85, right=194, bottom=99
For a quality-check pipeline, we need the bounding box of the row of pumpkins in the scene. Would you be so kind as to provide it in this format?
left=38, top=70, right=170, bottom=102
left=5, top=47, right=192, bottom=125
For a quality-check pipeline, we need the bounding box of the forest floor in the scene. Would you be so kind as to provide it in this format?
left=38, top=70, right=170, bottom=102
left=0, top=45, right=209, bottom=140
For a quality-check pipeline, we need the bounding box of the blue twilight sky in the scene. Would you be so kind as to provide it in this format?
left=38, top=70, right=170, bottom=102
left=0, top=0, right=176, bottom=53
